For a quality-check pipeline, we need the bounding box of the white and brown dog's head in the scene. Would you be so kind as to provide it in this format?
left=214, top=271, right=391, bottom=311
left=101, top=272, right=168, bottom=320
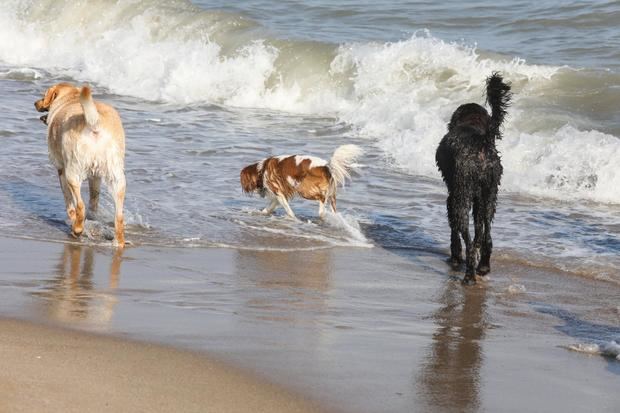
left=240, top=162, right=265, bottom=195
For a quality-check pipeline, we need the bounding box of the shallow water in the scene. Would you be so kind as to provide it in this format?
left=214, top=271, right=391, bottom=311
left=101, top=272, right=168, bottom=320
left=0, top=2, right=619, bottom=283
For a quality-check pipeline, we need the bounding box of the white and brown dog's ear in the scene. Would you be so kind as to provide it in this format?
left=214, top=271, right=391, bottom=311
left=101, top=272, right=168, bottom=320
left=34, top=85, right=59, bottom=112
left=240, top=163, right=260, bottom=193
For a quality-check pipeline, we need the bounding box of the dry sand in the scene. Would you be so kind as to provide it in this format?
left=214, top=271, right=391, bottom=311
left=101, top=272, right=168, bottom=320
left=0, top=318, right=327, bottom=413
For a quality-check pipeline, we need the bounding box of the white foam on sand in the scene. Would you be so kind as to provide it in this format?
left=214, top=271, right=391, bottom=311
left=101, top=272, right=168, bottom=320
left=567, top=341, right=620, bottom=360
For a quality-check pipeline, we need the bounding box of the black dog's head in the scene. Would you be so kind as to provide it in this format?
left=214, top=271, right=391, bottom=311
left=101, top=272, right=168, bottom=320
left=447, top=103, right=489, bottom=137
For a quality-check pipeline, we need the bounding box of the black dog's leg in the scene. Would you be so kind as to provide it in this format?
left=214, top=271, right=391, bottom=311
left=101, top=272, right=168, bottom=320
left=462, top=229, right=475, bottom=284
left=472, top=198, right=484, bottom=275
left=477, top=223, right=492, bottom=275
left=477, top=190, right=497, bottom=275
left=450, top=229, right=462, bottom=267
left=447, top=194, right=462, bottom=267
left=457, top=208, right=475, bottom=285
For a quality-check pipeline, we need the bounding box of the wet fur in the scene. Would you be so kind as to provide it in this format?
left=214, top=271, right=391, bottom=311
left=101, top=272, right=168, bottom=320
left=435, top=73, right=512, bottom=284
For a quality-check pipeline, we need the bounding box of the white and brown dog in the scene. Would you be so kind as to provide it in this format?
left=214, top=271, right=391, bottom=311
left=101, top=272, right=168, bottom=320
left=35, top=83, right=126, bottom=247
left=240, top=144, right=362, bottom=219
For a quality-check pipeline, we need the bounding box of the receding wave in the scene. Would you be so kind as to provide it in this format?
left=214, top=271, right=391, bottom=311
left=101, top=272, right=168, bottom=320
left=1, top=0, right=619, bottom=203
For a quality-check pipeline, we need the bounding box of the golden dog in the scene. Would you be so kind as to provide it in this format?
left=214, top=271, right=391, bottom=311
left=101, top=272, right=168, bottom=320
left=35, top=83, right=126, bottom=247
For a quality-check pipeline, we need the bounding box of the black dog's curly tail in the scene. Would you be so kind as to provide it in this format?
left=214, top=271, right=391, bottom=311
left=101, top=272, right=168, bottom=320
left=486, top=72, right=512, bottom=140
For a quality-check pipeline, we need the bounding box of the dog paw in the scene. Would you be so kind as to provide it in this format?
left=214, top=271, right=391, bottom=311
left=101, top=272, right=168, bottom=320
left=71, top=220, right=84, bottom=238
left=86, top=209, right=99, bottom=221
left=462, top=266, right=478, bottom=285
left=447, top=256, right=463, bottom=269
left=112, top=241, right=126, bottom=249
left=476, top=265, right=491, bottom=276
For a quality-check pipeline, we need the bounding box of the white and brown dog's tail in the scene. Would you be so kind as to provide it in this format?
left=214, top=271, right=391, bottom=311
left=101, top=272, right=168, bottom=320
left=327, top=144, right=363, bottom=208
left=79, top=85, right=100, bottom=131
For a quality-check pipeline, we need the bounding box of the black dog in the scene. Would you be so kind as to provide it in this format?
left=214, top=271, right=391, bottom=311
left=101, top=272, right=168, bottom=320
left=435, top=73, right=512, bottom=284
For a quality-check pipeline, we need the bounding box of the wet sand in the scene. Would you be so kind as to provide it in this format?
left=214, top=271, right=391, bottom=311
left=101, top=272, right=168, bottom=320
left=0, top=236, right=619, bottom=412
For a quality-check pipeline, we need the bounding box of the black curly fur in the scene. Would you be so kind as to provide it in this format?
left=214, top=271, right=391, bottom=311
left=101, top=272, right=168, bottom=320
left=436, top=73, right=512, bottom=284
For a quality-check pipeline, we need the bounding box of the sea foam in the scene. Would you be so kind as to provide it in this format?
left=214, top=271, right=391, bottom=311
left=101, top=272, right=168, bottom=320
left=568, top=341, right=620, bottom=360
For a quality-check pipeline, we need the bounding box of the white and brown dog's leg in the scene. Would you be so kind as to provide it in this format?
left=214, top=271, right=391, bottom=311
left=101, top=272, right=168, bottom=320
left=318, top=201, right=326, bottom=219
left=276, top=194, right=296, bottom=219
left=261, top=197, right=278, bottom=215
left=65, top=175, right=86, bottom=237
left=57, top=169, right=75, bottom=224
left=329, top=195, right=337, bottom=214
left=111, top=175, right=126, bottom=248
left=88, top=176, right=101, bottom=217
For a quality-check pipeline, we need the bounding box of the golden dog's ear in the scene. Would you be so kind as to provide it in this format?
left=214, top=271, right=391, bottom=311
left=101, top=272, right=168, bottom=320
left=35, top=85, right=59, bottom=112
left=42, top=86, right=59, bottom=107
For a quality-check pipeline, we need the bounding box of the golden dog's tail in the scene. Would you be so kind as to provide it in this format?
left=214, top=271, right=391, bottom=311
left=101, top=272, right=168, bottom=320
left=80, top=85, right=100, bottom=130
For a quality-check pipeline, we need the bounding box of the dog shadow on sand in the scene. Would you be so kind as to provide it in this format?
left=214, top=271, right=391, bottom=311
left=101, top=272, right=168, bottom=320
left=2, top=178, right=114, bottom=242
left=360, top=212, right=455, bottom=279
left=2, top=178, right=68, bottom=230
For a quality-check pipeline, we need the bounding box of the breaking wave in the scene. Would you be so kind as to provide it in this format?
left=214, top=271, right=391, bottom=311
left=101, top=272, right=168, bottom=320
left=1, top=0, right=619, bottom=203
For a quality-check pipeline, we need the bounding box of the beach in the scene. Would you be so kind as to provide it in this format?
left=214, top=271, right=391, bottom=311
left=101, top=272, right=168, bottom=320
left=0, top=0, right=619, bottom=411
left=1, top=237, right=618, bottom=412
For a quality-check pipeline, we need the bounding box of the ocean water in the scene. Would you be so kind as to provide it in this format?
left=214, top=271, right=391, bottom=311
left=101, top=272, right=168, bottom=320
left=0, top=0, right=619, bottom=282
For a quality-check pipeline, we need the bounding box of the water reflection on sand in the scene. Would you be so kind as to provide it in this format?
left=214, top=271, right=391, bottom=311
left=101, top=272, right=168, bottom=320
left=233, top=249, right=332, bottom=323
left=418, top=283, right=487, bottom=412
left=32, top=244, right=123, bottom=328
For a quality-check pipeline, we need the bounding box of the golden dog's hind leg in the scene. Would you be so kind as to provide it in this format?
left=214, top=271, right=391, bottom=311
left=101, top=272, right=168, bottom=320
left=88, top=176, right=101, bottom=217
left=111, top=176, right=126, bottom=248
left=58, top=169, right=76, bottom=224
left=66, top=177, right=85, bottom=237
